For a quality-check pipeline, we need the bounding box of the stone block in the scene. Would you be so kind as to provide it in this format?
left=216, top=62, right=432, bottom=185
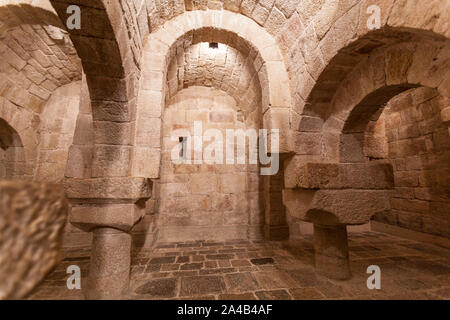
left=180, top=276, right=225, bottom=296
left=64, top=177, right=152, bottom=201
left=132, top=147, right=161, bottom=179
left=290, top=162, right=394, bottom=190
left=219, top=174, right=246, bottom=193
left=293, top=132, right=322, bottom=155
left=92, top=145, right=132, bottom=177
left=0, top=181, right=68, bottom=299
left=283, top=188, right=391, bottom=225
left=209, top=111, right=234, bottom=123
left=188, top=174, right=217, bottom=194
left=70, top=203, right=146, bottom=232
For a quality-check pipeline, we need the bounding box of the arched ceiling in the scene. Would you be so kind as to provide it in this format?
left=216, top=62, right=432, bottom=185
left=167, top=41, right=261, bottom=116
left=0, top=1, right=81, bottom=114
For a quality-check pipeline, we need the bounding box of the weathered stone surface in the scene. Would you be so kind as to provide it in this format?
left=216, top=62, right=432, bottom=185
left=283, top=189, right=392, bottom=225
left=289, top=162, right=394, bottom=190
left=69, top=203, right=147, bottom=232
left=180, top=275, right=225, bottom=296
left=224, top=272, right=259, bottom=292
left=31, top=235, right=450, bottom=300
left=86, top=228, right=131, bottom=299
left=135, top=278, right=177, bottom=298
left=255, top=289, right=291, bottom=300
left=64, top=177, right=152, bottom=200
left=371, top=88, right=450, bottom=238
left=289, top=287, right=324, bottom=300
left=314, top=224, right=351, bottom=280
left=157, top=87, right=265, bottom=242
left=0, top=181, right=68, bottom=299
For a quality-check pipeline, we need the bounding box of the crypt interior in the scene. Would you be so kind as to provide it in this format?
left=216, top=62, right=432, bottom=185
left=0, top=0, right=449, bottom=300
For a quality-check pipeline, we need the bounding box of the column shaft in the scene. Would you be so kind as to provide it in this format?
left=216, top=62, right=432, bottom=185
left=85, top=227, right=132, bottom=299
left=313, top=224, right=351, bottom=280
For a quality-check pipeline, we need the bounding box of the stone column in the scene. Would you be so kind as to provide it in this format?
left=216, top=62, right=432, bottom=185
left=264, top=155, right=289, bottom=241
left=87, top=228, right=132, bottom=299
left=64, top=177, right=151, bottom=299
left=313, top=224, right=351, bottom=280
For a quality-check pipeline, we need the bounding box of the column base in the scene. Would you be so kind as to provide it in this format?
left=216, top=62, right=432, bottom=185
left=84, top=227, right=132, bottom=299
left=313, top=224, right=351, bottom=280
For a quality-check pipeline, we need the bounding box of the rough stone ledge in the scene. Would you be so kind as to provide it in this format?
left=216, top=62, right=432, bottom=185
left=285, top=162, right=394, bottom=190
left=283, top=189, right=392, bottom=225
left=70, top=202, right=147, bottom=232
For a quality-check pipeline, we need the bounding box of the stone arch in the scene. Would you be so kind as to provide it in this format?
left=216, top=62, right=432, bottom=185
left=293, top=22, right=450, bottom=160
left=324, top=41, right=450, bottom=163
left=133, top=9, right=292, bottom=178
left=49, top=0, right=139, bottom=177
left=302, top=29, right=449, bottom=120
left=291, top=0, right=450, bottom=127
left=0, top=2, right=81, bottom=114
left=0, top=1, right=84, bottom=182
left=0, top=102, right=38, bottom=180
left=366, top=87, right=450, bottom=238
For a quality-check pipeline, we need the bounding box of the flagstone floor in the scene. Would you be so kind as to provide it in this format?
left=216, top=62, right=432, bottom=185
left=29, top=231, right=450, bottom=300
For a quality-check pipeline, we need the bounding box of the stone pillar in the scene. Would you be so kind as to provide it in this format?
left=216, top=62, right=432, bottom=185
left=264, top=156, right=289, bottom=241
left=313, top=224, right=351, bottom=280
left=87, top=228, right=132, bottom=299
left=64, top=177, right=151, bottom=299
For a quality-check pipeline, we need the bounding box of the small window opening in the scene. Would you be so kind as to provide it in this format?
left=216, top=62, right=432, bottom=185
left=179, top=137, right=188, bottom=160
left=209, top=42, right=218, bottom=49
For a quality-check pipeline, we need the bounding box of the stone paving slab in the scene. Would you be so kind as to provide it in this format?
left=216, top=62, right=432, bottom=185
left=29, top=231, right=450, bottom=300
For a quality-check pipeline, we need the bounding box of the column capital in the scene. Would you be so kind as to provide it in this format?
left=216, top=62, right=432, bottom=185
left=63, top=177, right=152, bottom=202
left=63, top=177, right=152, bottom=232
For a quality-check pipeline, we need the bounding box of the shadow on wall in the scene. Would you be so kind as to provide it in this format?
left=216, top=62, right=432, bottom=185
left=0, top=118, right=25, bottom=180
left=0, top=4, right=64, bottom=30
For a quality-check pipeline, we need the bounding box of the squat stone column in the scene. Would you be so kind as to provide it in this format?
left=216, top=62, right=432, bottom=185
left=313, top=224, right=351, bottom=280
left=64, top=177, right=151, bottom=299
left=87, top=227, right=132, bottom=299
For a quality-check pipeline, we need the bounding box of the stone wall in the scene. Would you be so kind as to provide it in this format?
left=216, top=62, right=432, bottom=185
left=371, top=88, right=450, bottom=238
left=0, top=96, right=39, bottom=180
left=35, top=81, right=80, bottom=182
left=155, top=86, right=264, bottom=242
left=0, top=81, right=80, bottom=181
